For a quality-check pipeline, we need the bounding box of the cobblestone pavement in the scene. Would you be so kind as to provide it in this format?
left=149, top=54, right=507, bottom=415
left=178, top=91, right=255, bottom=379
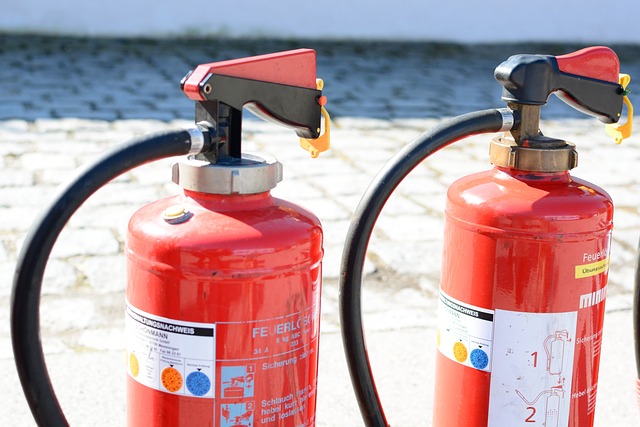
left=2, top=36, right=640, bottom=425
left=4, top=35, right=640, bottom=121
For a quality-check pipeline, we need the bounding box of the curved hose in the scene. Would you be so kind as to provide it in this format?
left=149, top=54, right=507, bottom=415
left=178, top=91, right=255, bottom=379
left=338, top=109, right=516, bottom=427
left=11, top=128, right=208, bottom=426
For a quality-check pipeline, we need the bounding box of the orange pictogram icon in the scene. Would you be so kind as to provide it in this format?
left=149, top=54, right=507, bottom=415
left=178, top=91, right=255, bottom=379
left=161, top=366, right=183, bottom=392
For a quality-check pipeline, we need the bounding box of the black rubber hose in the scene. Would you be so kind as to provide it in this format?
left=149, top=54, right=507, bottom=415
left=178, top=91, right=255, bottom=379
left=11, top=129, right=204, bottom=427
left=339, top=109, right=515, bottom=427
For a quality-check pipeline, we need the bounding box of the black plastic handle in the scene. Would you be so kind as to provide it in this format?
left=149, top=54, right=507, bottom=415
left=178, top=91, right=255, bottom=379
left=200, top=74, right=322, bottom=139
left=494, top=47, right=625, bottom=124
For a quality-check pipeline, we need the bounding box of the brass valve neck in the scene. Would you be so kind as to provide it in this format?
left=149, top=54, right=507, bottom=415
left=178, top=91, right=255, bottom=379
left=490, top=104, right=578, bottom=172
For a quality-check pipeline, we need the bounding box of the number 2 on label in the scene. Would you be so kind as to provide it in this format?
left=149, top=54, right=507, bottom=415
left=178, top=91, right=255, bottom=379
left=525, top=406, right=536, bottom=422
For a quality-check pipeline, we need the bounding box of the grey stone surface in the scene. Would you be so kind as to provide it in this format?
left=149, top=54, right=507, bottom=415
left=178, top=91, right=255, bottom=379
left=2, top=117, right=639, bottom=426
left=2, top=35, right=640, bottom=425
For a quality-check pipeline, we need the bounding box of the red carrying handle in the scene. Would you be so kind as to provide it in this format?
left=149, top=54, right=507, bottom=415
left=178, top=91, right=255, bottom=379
left=556, top=46, right=620, bottom=84
left=182, top=49, right=318, bottom=101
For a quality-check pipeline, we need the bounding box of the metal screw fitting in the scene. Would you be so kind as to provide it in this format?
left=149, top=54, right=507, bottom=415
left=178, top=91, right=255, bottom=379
left=172, top=153, right=283, bottom=195
left=489, top=135, right=578, bottom=172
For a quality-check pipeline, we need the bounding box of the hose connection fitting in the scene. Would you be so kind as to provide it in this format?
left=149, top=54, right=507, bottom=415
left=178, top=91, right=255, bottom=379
left=490, top=104, right=579, bottom=172
left=172, top=153, right=282, bottom=195
left=491, top=46, right=632, bottom=173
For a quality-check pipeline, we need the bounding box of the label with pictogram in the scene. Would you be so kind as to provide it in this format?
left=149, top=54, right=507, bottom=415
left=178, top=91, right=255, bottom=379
left=125, top=301, right=216, bottom=398
left=436, top=290, right=494, bottom=372
left=216, top=305, right=320, bottom=426
left=126, top=300, right=320, bottom=426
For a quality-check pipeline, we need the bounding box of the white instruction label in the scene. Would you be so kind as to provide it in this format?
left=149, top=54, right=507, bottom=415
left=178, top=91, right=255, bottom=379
left=487, top=309, right=577, bottom=427
left=436, top=290, right=494, bottom=372
left=126, top=301, right=216, bottom=398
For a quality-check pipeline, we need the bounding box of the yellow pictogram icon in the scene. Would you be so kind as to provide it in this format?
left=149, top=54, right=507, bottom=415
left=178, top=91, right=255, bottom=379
left=453, top=341, right=468, bottom=362
left=129, top=352, right=140, bottom=378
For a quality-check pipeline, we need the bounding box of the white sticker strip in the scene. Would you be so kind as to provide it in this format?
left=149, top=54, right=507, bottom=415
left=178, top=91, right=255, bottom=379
left=487, top=309, right=578, bottom=427
left=126, top=301, right=216, bottom=398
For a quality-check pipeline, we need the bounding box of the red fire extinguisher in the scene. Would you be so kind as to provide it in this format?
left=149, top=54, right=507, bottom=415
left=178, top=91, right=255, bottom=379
left=339, top=46, right=634, bottom=427
left=11, top=49, right=330, bottom=427
left=126, top=49, right=330, bottom=427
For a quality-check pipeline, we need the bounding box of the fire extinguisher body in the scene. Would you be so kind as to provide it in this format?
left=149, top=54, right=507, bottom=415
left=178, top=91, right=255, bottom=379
left=125, top=189, right=323, bottom=427
left=434, top=166, right=612, bottom=427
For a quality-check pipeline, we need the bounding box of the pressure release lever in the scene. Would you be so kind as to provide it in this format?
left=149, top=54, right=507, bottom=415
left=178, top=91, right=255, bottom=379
left=181, top=49, right=330, bottom=160
left=495, top=46, right=633, bottom=143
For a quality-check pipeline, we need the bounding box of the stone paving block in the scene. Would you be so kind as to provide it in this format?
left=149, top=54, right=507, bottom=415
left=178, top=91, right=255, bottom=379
left=377, top=191, right=431, bottom=217
left=75, top=255, right=126, bottom=294
left=368, top=238, right=443, bottom=277
left=614, top=208, right=640, bottom=229
left=0, top=185, right=58, bottom=207
left=374, top=213, right=444, bottom=242
left=81, top=182, right=166, bottom=208
left=313, top=172, right=381, bottom=198
left=38, top=168, right=81, bottom=186
left=319, top=219, right=353, bottom=248
left=52, top=108, right=120, bottom=121
left=19, top=151, right=77, bottom=171
left=40, top=297, right=96, bottom=335
left=0, top=206, right=40, bottom=232
left=114, top=107, right=180, bottom=122
left=50, top=228, right=120, bottom=259
left=0, top=168, right=34, bottom=187
left=608, top=263, right=637, bottom=293
left=0, top=336, right=13, bottom=360
left=42, top=259, right=80, bottom=295
left=394, top=172, right=446, bottom=199
left=0, top=263, right=14, bottom=296
left=0, top=120, right=30, bottom=133
left=110, top=119, right=173, bottom=132
left=294, top=197, right=351, bottom=223
left=67, top=204, right=137, bottom=233
left=76, top=327, right=126, bottom=352
left=607, top=186, right=640, bottom=208
left=34, top=118, right=112, bottom=133
left=32, top=139, right=106, bottom=156
left=271, top=178, right=324, bottom=203
left=318, top=245, right=343, bottom=280
left=428, top=151, right=490, bottom=182
left=612, top=228, right=640, bottom=254
left=127, top=158, right=177, bottom=185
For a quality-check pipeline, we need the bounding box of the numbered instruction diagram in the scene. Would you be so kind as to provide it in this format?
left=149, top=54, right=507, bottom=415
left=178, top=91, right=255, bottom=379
left=487, top=310, right=577, bottom=427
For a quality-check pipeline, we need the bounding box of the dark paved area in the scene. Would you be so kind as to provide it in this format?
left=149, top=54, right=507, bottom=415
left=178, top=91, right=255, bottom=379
left=4, top=35, right=640, bottom=121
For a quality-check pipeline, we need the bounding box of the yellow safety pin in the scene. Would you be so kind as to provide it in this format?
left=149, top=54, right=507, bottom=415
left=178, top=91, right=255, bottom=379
left=606, top=73, right=633, bottom=144
left=300, top=79, right=331, bottom=158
